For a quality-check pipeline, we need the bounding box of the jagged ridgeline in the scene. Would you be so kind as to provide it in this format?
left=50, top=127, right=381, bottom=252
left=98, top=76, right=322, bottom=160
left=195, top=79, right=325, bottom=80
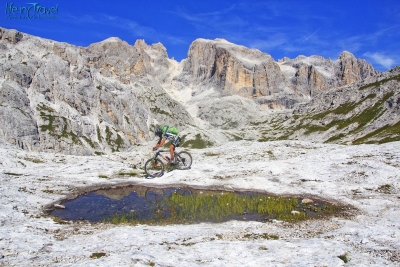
left=0, top=27, right=399, bottom=155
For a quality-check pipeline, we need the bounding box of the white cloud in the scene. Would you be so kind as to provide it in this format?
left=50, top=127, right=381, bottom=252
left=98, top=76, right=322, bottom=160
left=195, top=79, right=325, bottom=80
left=363, top=52, right=396, bottom=69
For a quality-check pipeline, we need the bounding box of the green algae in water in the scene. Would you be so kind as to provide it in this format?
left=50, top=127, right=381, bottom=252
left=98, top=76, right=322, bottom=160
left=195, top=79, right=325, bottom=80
left=50, top=186, right=342, bottom=225
left=164, top=192, right=300, bottom=222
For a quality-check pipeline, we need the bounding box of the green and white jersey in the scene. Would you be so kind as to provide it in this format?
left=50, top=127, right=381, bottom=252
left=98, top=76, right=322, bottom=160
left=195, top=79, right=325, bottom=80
left=161, top=125, right=179, bottom=141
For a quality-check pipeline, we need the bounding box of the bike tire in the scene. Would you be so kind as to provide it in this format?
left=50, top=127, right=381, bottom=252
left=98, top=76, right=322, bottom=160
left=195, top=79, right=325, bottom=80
left=144, top=158, right=164, bottom=178
left=175, top=151, right=192, bottom=170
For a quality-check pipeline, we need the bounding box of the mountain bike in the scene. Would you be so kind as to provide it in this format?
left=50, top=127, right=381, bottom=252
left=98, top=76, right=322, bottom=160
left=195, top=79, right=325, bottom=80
left=144, top=149, right=192, bottom=178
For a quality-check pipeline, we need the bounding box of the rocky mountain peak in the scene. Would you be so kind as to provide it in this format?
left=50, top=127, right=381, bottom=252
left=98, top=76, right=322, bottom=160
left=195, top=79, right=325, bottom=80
left=182, top=37, right=286, bottom=98
left=278, top=57, right=291, bottom=62
left=335, top=50, right=378, bottom=85
left=213, top=38, right=230, bottom=42
left=277, top=51, right=378, bottom=98
left=0, top=28, right=23, bottom=44
left=87, top=37, right=130, bottom=52
left=336, top=51, right=361, bottom=84
left=150, top=43, right=168, bottom=56
left=100, top=37, right=124, bottom=43
left=133, top=39, right=148, bottom=49
left=0, top=27, right=392, bottom=155
left=132, top=39, right=168, bottom=58
left=338, top=50, right=354, bottom=58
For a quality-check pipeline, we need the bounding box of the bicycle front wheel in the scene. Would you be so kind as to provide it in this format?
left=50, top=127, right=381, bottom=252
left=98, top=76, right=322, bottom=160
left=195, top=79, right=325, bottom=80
left=176, top=151, right=192, bottom=170
left=144, top=158, right=164, bottom=178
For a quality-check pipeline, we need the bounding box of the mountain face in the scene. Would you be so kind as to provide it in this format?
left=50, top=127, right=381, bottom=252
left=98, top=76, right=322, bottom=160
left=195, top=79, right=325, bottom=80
left=179, top=39, right=377, bottom=106
left=181, top=39, right=289, bottom=97
left=0, top=28, right=193, bottom=155
left=278, top=52, right=377, bottom=98
left=1, top=27, right=398, bottom=155
left=257, top=66, right=400, bottom=144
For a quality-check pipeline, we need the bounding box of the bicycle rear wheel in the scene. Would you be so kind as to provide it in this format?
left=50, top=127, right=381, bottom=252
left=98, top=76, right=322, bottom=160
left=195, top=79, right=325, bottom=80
left=144, top=158, right=164, bottom=178
left=175, top=151, right=192, bottom=170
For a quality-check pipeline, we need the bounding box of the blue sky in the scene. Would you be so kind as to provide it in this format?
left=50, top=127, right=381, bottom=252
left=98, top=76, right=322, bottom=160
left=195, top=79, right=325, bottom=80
left=2, top=0, right=399, bottom=71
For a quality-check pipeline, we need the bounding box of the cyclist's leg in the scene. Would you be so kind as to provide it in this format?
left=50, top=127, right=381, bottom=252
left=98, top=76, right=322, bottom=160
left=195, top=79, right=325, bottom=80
left=169, top=143, right=175, bottom=161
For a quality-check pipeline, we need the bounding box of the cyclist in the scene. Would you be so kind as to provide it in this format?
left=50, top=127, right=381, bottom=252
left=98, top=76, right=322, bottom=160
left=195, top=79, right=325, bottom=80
left=153, top=125, right=181, bottom=164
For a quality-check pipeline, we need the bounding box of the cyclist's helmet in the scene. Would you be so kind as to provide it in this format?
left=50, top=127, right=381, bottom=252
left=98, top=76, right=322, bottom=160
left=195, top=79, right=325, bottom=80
left=155, top=127, right=162, bottom=137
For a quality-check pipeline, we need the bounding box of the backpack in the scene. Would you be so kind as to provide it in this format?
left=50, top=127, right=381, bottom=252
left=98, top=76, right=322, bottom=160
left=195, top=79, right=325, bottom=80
left=162, top=125, right=179, bottom=135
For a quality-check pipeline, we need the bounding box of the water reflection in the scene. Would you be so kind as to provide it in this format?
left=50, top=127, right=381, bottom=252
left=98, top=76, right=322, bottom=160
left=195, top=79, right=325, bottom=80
left=51, top=185, right=338, bottom=224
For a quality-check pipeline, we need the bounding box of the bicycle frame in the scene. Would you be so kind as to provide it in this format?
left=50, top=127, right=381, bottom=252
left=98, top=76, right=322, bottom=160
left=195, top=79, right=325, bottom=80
left=153, top=149, right=173, bottom=163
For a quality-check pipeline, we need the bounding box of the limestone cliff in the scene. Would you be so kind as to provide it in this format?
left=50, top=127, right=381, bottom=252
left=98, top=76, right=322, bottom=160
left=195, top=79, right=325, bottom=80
left=181, top=38, right=290, bottom=98
left=179, top=39, right=378, bottom=110
left=0, top=28, right=194, bottom=154
left=0, top=27, right=390, bottom=154
left=278, top=52, right=378, bottom=98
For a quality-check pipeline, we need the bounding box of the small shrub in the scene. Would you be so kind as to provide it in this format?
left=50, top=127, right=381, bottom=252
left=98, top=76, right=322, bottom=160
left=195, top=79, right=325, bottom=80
left=52, top=217, right=69, bottom=224
left=4, top=172, right=22, bottom=176
left=204, top=152, right=219, bottom=157
left=103, top=213, right=137, bottom=224
left=266, top=150, right=276, bottom=160
left=43, top=189, right=54, bottom=194
left=90, top=252, right=106, bottom=259
left=118, top=171, right=138, bottom=177
left=338, top=253, right=349, bottom=263
left=262, top=233, right=279, bottom=240
left=376, top=184, right=392, bottom=194
left=24, top=157, right=44, bottom=163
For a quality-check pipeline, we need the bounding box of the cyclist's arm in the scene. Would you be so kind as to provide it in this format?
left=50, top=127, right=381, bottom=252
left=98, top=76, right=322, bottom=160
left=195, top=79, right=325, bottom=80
left=153, top=137, right=167, bottom=150
left=156, top=135, right=163, bottom=145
